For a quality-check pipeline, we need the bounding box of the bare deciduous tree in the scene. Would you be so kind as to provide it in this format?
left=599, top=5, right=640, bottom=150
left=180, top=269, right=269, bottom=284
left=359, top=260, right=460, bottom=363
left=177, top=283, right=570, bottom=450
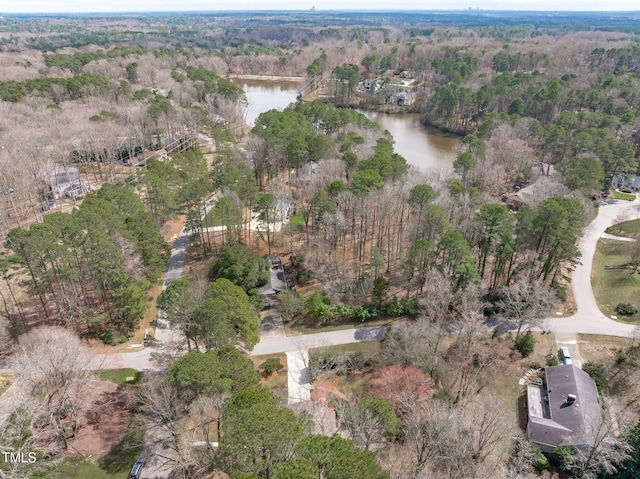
left=0, top=401, right=61, bottom=479
left=496, top=278, right=556, bottom=339
left=559, top=401, right=632, bottom=479
left=401, top=398, right=510, bottom=479
left=13, top=326, right=97, bottom=405
left=334, top=396, right=386, bottom=451
left=13, top=326, right=99, bottom=452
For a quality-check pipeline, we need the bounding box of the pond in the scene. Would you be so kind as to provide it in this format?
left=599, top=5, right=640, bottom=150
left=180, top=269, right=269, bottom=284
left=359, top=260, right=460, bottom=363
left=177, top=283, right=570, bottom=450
left=233, top=78, right=459, bottom=172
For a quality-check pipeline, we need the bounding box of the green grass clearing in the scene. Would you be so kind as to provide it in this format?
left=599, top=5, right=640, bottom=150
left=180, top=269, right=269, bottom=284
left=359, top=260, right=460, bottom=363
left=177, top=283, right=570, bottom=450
left=611, top=190, right=636, bottom=201
left=48, top=457, right=129, bottom=479
left=606, top=218, right=640, bottom=237
left=312, top=341, right=381, bottom=359
left=98, top=368, right=142, bottom=386
left=592, top=238, right=640, bottom=322
left=284, top=315, right=397, bottom=336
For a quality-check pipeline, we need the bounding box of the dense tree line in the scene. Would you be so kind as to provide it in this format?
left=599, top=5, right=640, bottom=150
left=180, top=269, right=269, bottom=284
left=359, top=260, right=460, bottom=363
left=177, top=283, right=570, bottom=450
left=6, top=184, right=169, bottom=342
left=2, top=13, right=640, bottom=479
left=0, top=73, right=111, bottom=103
left=142, top=326, right=390, bottom=478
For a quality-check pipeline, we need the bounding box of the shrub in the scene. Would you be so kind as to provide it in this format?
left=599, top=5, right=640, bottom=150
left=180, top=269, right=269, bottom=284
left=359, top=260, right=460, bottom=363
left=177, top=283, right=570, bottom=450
left=355, top=303, right=378, bottom=322
left=530, top=442, right=550, bottom=471
left=515, top=331, right=535, bottom=357
left=582, top=361, right=609, bottom=392
left=615, top=303, right=638, bottom=316
left=382, top=296, right=419, bottom=317
left=382, top=297, right=404, bottom=316
left=553, top=445, right=575, bottom=475
left=545, top=354, right=560, bottom=366
left=260, top=358, right=284, bottom=376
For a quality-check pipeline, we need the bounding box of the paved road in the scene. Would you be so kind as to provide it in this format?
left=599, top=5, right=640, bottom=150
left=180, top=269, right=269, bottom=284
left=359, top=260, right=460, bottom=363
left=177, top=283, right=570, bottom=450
left=252, top=326, right=387, bottom=356
left=547, top=197, right=640, bottom=338
left=5, top=194, right=640, bottom=479
left=103, top=197, right=640, bottom=373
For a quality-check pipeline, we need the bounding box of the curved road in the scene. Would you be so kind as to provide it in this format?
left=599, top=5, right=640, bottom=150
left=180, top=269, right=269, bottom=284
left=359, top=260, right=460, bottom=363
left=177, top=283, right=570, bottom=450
left=103, top=196, right=640, bottom=372
left=548, top=197, right=640, bottom=337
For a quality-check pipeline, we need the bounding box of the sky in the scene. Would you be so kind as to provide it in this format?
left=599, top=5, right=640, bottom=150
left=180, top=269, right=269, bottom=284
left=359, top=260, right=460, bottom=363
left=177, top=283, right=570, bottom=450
left=1, top=0, right=639, bottom=14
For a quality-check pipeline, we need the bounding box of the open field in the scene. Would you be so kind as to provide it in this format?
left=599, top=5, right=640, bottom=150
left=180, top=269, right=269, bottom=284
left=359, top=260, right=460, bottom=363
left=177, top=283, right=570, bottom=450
left=98, top=368, right=142, bottom=386
left=284, top=315, right=399, bottom=336
left=592, top=238, right=640, bottom=322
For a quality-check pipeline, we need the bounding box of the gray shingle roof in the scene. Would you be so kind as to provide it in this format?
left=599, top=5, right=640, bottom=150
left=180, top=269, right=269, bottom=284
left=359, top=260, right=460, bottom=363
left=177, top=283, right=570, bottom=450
left=258, top=255, right=288, bottom=295
left=528, top=365, right=600, bottom=449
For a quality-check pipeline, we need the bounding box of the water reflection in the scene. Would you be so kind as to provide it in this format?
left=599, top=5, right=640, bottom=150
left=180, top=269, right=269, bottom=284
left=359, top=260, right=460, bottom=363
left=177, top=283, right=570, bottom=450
left=233, top=79, right=301, bottom=126
left=359, top=110, right=459, bottom=173
left=233, top=78, right=459, bottom=172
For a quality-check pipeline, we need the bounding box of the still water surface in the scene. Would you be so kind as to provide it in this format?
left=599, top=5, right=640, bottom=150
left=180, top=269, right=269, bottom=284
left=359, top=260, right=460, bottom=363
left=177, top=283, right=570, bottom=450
left=234, top=78, right=459, bottom=172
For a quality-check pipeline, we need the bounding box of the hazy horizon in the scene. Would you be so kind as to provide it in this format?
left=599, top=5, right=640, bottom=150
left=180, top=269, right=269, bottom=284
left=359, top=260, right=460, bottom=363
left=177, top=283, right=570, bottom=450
left=2, top=1, right=640, bottom=14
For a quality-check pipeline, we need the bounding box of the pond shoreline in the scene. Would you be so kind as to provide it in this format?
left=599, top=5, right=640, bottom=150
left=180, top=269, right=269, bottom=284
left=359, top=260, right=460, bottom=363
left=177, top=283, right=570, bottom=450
left=227, top=73, right=305, bottom=82
left=232, top=77, right=460, bottom=171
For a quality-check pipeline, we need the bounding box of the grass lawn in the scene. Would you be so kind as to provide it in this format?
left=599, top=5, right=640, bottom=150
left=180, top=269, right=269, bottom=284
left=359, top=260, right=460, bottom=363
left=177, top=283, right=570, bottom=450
left=526, top=332, right=560, bottom=367
left=592, top=238, right=640, bottom=322
left=611, top=190, right=636, bottom=201
left=284, top=315, right=397, bottom=336
left=98, top=368, right=142, bottom=386
left=313, top=341, right=381, bottom=358
left=49, top=458, right=130, bottom=479
left=606, top=218, right=640, bottom=237
left=577, top=333, right=633, bottom=363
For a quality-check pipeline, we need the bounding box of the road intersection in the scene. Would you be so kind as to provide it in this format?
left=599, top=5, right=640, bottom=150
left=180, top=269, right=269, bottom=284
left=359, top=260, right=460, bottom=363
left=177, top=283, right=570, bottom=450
left=104, top=195, right=640, bottom=373
left=2, top=195, right=639, bottom=479
left=547, top=197, right=640, bottom=338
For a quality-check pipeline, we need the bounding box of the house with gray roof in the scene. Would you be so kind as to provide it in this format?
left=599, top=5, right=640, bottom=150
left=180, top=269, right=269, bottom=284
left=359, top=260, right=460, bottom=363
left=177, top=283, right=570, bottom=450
left=527, top=365, right=600, bottom=453
left=258, top=255, right=289, bottom=295
left=385, top=90, right=414, bottom=106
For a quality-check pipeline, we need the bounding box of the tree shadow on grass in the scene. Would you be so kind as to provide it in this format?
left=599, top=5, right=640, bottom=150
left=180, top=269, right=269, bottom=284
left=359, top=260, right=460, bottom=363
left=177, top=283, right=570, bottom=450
left=98, top=415, right=146, bottom=474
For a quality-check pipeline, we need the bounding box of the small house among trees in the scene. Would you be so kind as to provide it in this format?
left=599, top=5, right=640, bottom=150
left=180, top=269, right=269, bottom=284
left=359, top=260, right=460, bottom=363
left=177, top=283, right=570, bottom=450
left=505, top=183, right=538, bottom=210
left=385, top=91, right=413, bottom=106
left=362, top=79, right=383, bottom=92
left=526, top=365, right=600, bottom=453
left=258, top=255, right=289, bottom=295
left=48, top=162, right=92, bottom=200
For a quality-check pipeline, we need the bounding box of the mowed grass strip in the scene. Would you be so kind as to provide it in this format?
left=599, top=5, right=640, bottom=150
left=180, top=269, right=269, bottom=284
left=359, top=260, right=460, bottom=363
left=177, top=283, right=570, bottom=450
left=611, top=190, right=636, bottom=201
left=606, top=218, right=640, bottom=237
left=592, top=238, right=640, bottom=322
left=98, top=368, right=142, bottom=385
